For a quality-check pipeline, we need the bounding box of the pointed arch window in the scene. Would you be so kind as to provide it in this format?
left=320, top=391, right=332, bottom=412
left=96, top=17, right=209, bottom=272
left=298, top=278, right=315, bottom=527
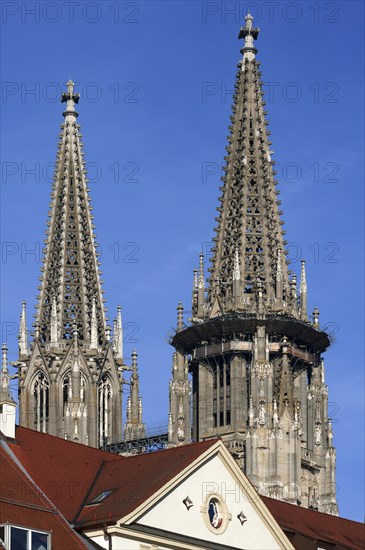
left=33, top=372, right=49, bottom=433
left=98, top=374, right=112, bottom=447
left=62, top=370, right=86, bottom=408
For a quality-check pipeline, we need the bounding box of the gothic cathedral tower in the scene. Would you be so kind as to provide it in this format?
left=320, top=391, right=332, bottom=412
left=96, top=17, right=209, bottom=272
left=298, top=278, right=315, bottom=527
left=168, top=16, right=338, bottom=515
left=15, top=81, right=145, bottom=447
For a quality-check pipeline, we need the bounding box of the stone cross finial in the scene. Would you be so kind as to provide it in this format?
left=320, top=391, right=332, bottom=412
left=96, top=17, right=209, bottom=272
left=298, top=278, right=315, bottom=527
left=238, top=14, right=260, bottom=61
left=61, top=79, right=80, bottom=117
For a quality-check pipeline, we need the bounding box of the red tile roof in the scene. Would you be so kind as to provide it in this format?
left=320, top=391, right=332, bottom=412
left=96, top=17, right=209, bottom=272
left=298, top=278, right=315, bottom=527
left=76, top=438, right=218, bottom=526
left=8, top=426, right=117, bottom=521
left=9, top=426, right=218, bottom=527
left=262, top=496, right=365, bottom=550
left=0, top=445, right=89, bottom=549
left=4, top=426, right=364, bottom=550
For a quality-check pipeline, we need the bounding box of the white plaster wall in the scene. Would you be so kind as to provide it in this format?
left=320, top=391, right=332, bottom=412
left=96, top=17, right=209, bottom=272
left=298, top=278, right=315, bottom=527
left=135, top=454, right=283, bottom=549
left=0, top=403, right=16, bottom=439
left=90, top=535, right=169, bottom=550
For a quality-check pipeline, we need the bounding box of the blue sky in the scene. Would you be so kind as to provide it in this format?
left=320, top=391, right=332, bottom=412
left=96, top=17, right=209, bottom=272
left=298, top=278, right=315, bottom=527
left=1, top=1, right=364, bottom=521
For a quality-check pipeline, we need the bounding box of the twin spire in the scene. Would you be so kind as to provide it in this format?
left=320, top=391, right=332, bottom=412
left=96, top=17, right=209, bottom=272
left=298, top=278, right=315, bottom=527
left=35, top=79, right=107, bottom=344
left=14, top=80, right=144, bottom=446
left=189, top=14, right=315, bottom=324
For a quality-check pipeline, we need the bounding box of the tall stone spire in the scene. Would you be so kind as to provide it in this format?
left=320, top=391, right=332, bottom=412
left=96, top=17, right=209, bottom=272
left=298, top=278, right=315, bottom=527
left=35, top=79, right=106, bottom=344
left=16, top=81, right=133, bottom=448
left=124, top=350, right=146, bottom=441
left=206, top=14, right=291, bottom=315
left=169, top=16, right=338, bottom=515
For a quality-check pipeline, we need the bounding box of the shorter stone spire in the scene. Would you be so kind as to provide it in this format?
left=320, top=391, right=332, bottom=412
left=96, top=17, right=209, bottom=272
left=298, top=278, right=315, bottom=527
left=289, top=274, right=298, bottom=315
left=124, top=349, right=146, bottom=441
left=193, top=268, right=198, bottom=291
left=18, top=301, right=28, bottom=357
left=238, top=13, right=260, bottom=61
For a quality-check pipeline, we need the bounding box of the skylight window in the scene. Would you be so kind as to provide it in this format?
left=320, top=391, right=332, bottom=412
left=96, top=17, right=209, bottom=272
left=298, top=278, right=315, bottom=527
left=87, top=489, right=114, bottom=505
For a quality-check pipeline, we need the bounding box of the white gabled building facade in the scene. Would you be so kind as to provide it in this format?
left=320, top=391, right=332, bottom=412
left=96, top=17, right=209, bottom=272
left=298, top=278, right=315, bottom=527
left=84, top=441, right=293, bottom=550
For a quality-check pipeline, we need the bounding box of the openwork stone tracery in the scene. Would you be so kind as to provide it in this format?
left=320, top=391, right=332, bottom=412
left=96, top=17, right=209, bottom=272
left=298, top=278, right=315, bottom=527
left=168, top=15, right=338, bottom=516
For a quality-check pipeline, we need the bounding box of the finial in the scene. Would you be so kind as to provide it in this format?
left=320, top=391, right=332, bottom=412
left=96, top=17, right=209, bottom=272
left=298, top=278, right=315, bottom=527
left=19, top=301, right=28, bottom=356
left=193, top=268, right=198, bottom=291
left=2, top=343, right=8, bottom=375
left=198, top=253, right=205, bottom=288
left=112, top=319, right=117, bottom=350
left=197, top=255, right=206, bottom=318
left=61, top=79, right=80, bottom=118
left=300, top=260, right=308, bottom=320
left=131, top=349, right=138, bottom=375
left=177, top=302, right=184, bottom=330
left=238, top=13, right=260, bottom=62
left=300, top=260, right=307, bottom=288
left=290, top=274, right=297, bottom=303
left=313, top=307, right=320, bottom=328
